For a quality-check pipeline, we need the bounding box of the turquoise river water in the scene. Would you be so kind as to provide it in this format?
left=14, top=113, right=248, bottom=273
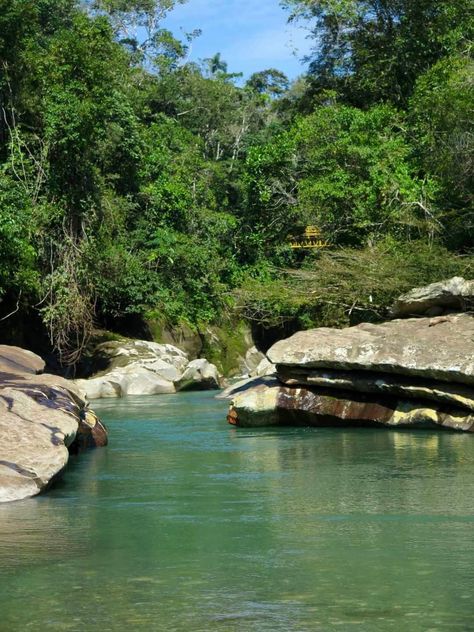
left=1, top=391, right=474, bottom=631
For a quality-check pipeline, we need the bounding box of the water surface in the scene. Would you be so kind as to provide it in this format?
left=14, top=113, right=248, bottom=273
left=1, top=392, right=474, bottom=631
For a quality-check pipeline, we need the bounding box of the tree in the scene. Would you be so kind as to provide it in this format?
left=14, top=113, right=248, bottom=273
left=283, top=0, right=473, bottom=105
left=409, top=54, right=474, bottom=248
left=246, top=69, right=289, bottom=97
left=204, top=52, right=228, bottom=77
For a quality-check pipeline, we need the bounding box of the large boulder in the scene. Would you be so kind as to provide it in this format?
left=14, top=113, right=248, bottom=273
left=254, top=357, right=276, bottom=377
left=228, top=309, right=474, bottom=432
left=0, top=347, right=107, bottom=503
left=74, top=339, right=188, bottom=399
left=93, top=339, right=189, bottom=374
left=74, top=338, right=224, bottom=399
left=278, top=367, right=474, bottom=412
left=268, top=314, right=474, bottom=386
left=74, top=363, right=177, bottom=400
left=153, top=321, right=203, bottom=360
left=242, top=346, right=266, bottom=375
left=176, top=359, right=221, bottom=391
left=227, top=378, right=474, bottom=432
left=390, top=277, right=474, bottom=318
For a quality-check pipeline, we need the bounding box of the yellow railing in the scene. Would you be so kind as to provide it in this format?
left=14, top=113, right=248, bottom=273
left=289, top=226, right=329, bottom=250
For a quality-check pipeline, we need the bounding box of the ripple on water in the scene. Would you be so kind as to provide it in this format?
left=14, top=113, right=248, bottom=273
left=0, top=392, right=474, bottom=631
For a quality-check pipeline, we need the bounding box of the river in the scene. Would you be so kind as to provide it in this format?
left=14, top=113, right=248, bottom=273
left=1, top=391, right=474, bottom=631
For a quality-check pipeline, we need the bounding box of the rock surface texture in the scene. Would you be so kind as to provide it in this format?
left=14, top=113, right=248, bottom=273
left=175, top=359, right=221, bottom=392
left=74, top=339, right=222, bottom=399
left=390, top=276, right=474, bottom=318
left=268, top=314, right=474, bottom=385
left=0, top=346, right=107, bottom=503
left=227, top=298, right=474, bottom=432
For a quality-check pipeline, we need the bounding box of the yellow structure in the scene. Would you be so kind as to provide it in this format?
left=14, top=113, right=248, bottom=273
left=289, top=226, right=329, bottom=250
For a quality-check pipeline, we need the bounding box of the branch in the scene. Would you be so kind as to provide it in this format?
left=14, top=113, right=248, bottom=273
left=0, top=291, right=22, bottom=322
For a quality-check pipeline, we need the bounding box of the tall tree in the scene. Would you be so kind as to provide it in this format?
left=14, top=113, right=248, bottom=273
left=283, top=0, right=473, bottom=105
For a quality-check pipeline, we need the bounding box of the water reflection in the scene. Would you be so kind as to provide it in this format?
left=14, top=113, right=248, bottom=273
left=0, top=392, right=473, bottom=631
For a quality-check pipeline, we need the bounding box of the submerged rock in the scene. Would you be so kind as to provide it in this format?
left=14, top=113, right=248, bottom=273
left=0, top=347, right=107, bottom=503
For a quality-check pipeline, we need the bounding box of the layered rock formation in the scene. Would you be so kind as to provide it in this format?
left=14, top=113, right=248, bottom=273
left=226, top=280, right=474, bottom=432
left=0, top=346, right=107, bottom=503
left=74, top=339, right=222, bottom=400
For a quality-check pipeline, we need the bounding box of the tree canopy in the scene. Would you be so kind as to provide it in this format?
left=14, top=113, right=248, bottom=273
left=0, top=0, right=472, bottom=363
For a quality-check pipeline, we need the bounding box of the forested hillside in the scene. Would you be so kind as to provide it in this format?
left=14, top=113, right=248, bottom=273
left=0, top=0, right=472, bottom=366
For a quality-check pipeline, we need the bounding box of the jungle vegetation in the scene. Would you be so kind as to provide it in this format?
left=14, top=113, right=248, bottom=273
left=0, top=0, right=472, bottom=363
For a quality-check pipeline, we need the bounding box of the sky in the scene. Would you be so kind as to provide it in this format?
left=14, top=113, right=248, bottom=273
left=162, top=0, right=313, bottom=81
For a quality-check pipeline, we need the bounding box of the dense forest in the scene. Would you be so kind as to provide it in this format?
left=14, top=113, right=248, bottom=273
left=0, top=0, right=473, bottom=366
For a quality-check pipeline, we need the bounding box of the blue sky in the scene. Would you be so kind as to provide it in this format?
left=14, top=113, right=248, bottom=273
left=162, top=0, right=312, bottom=80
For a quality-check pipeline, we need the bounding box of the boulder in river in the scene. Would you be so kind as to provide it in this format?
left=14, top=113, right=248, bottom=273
left=268, top=314, right=474, bottom=385
left=0, top=344, right=45, bottom=374
left=0, top=346, right=107, bottom=503
left=228, top=307, right=474, bottom=432
left=74, top=339, right=222, bottom=399
left=227, top=379, right=474, bottom=432
left=93, top=339, right=189, bottom=374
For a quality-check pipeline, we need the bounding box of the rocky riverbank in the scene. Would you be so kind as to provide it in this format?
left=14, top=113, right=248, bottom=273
left=226, top=278, right=474, bottom=432
left=73, top=339, right=224, bottom=400
left=0, top=346, right=107, bottom=503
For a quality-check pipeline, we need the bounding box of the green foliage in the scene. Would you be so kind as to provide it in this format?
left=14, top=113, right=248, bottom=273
left=146, top=227, right=228, bottom=323
left=0, top=172, right=38, bottom=299
left=237, top=239, right=474, bottom=329
left=246, top=69, right=289, bottom=97
left=294, top=105, right=438, bottom=244
left=409, top=54, right=474, bottom=247
left=0, top=0, right=472, bottom=365
left=284, top=0, right=473, bottom=106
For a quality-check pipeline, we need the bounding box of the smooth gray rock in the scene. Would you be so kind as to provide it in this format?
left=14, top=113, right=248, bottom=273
left=74, top=367, right=176, bottom=400
left=158, top=322, right=203, bottom=360
left=94, top=339, right=189, bottom=374
left=176, top=359, right=221, bottom=391
left=0, top=345, right=45, bottom=374
left=254, top=357, right=276, bottom=377
left=244, top=346, right=266, bottom=374
left=268, top=314, right=474, bottom=385
left=390, top=277, right=474, bottom=318
left=74, top=339, right=188, bottom=399
left=0, top=348, right=107, bottom=503
left=217, top=375, right=275, bottom=400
